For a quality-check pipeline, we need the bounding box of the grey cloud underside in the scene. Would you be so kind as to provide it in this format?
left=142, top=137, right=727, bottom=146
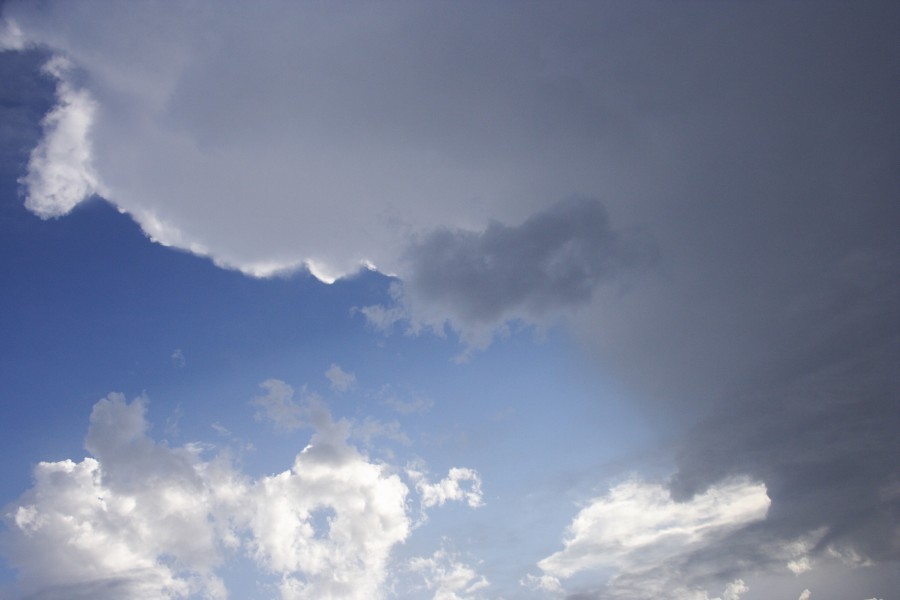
left=401, top=197, right=655, bottom=326
left=3, top=0, right=900, bottom=596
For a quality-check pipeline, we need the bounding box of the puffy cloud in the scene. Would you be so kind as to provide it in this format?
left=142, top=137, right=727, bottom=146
left=19, top=55, right=103, bottom=218
left=409, top=466, right=484, bottom=510
left=536, top=477, right=769, bottom=598
left=324, top=364, right=356, bottom=393
left=2, top=394, right=227, bottom=600
left=243, top=403, right=409, bottom=600
left=2, top=386, right=483, bottom=600
left=798, top=590, right=811, bottom=600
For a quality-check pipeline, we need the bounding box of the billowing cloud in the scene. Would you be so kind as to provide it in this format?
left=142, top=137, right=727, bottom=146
left=2, top=0, right=898, bottom=593
left=409, top=466, right=484, bottom=510
left=2, top=387, right=483, bottom=600
left=243, top=404, right=409, bottom=599
left=536, top=477, right=769, bottom=598
left=2, top=394, right=227, bottom=600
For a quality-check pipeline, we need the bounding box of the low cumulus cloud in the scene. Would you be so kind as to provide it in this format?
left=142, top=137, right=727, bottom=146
left=1, top=387, right=483, bottom=600
left=409, top=466, right=484, bottom=510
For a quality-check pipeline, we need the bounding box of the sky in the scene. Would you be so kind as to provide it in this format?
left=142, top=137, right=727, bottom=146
left=0, top=1, right=897, bottom=599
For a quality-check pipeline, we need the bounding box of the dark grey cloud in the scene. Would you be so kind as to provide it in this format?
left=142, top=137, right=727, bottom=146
left=398, top=197, right=656, bottom=335
left=559, top=1, right=900, bottom=595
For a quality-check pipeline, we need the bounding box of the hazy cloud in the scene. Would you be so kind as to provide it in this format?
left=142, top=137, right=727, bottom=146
left=324, top=364, right=356, bottom=393
left=170, top=349, right=185, bottom=369
left=367, top=197, right=655, bottom=348
left=407, top=548, right=490, bottom=600
left=251, top=378, right=311, bottom=433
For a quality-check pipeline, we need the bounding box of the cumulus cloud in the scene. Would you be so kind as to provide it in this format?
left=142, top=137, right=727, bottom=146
left=798, top=589, right=811, bottom=600
left=243, top=405, right=409, bottom=599
left=535, top=477, right=769, bottom=598
left=2, top=394, right=227, bottom=600
left=409, top=466, right=484, bottom=510
left=2, top=386, right=483, bottom=600
left=3, top=0, right=899, bottom=589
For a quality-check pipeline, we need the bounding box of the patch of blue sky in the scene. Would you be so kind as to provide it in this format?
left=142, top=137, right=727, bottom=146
left=0, top=174, right=653, bottom=596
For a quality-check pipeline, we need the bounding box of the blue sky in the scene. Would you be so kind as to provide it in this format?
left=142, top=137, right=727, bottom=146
left=0, top=2, right=898, bottom=600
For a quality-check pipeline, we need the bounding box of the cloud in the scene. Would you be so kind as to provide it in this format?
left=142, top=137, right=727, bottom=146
left=251, top=378, right=317, bottom=433
left=18, top=55, right=103, bottom=219
left=409, top=466, right=484, bottom=510
left=535, top=477, right=769, bottom=598
left=2, top=394, right=227, bottom=600
left=407, top=548, right=490, bottom=600
left=170, top=349, right=185, bottom=369
left=2, top=386, right=483, bottom=600
left=324, top=364, right=356, bottom=393
left=3, top=0, right=899, bottom=589
left=798, top=590, right=811, bottom=600
left=364, top=197, right=655, bottom=348
left=377, top=385, right=434, bottom=416
left=243, top=402, right=409, bottom=600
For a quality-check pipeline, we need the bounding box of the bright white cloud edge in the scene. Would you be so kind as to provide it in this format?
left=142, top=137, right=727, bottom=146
left=2, top=384, right=483, bottom=600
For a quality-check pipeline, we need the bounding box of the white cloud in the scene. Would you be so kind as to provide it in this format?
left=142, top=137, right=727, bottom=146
left=325, top=364, right=356, bottom=393
left=536, top=477, right=769, bottom=598
left=798, top=589, right=811, bottom=600
left=407, top=548, right=490, bottom=600
left=20, top=55, right=104, bottom=219
left=243, top=404, right=410, bottom=600
left=2, top=386, right=483, bottom=600
left=2, top=394, right=226, bottom=600
left=409, top=466, right=484, bottom=510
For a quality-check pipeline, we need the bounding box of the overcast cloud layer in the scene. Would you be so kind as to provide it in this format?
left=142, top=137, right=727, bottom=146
left=1, top=1, right=898, bottom=599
